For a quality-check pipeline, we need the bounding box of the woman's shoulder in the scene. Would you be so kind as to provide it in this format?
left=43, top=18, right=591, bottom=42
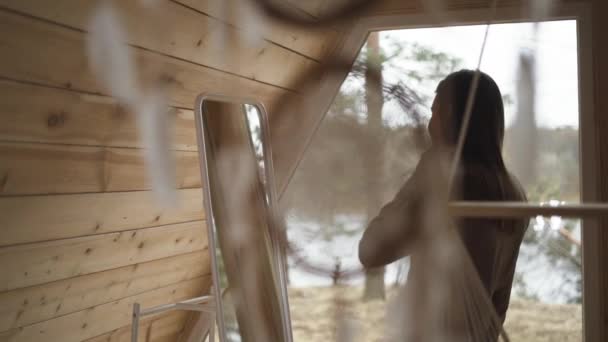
left=505, top=171, right=527, bottom=202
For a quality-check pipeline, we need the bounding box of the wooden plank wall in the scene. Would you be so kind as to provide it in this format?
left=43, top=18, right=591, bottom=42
left=0, top=0, right=341, bottom=341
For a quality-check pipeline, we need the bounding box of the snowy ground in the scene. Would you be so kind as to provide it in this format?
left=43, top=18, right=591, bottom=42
left=288, top=286, right=581, bottom=342
left=286, top=217, right=581, bottom=304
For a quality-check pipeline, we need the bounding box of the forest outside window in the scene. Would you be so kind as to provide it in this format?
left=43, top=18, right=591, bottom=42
left=283, top=19, right=584, bottom=341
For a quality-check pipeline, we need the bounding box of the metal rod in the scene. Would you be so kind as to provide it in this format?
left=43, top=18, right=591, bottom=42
left=195, top=94, right=229, bottom=342
left=139, top=295, right=214, bottom=316
left=449, top=201, right=608, bottom=218
left=210, top=314, right=216, bottom=342
left=259, top=98, right=294, bottom=342
left=131, top=303, right=140, bottom=342
left=447, top=0, right=500, bottom=194
left=131, top=296, right=216, bottom=342
left=175, top=303, right=216, bottom=313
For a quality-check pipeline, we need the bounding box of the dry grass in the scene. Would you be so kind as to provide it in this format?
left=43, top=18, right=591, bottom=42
left=288, top=286, right=581, bottom=342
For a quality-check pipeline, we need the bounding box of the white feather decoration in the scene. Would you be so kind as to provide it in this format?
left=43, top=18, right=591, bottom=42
left=137, top=89, right=178, bottom=207
left=87, top=2, right=139, bottom=105
left=87, top=2, right=177, bottom=207
left=237, top=0, right=267, bottom=48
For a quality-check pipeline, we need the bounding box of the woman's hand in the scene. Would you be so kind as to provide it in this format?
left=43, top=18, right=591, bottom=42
left=358, top=147, right=452, bottom=268
left=358, top=152, right=432, bottom=268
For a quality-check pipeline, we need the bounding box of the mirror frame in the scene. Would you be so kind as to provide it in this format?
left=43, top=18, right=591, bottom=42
left=194, top=93, right=293, bottom=342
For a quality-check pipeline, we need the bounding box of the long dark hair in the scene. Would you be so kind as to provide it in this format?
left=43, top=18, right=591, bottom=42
left=436, top=70, right=507, bottom=171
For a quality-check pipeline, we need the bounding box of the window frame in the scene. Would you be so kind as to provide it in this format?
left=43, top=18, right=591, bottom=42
left=319, top=3, right=599, bottom=340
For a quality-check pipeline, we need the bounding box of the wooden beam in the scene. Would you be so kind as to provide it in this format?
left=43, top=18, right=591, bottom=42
left=0, top=0, right=317, bottom=89
left=0, top=189, right=204, bottom=246
left=588, top=0, right=608, bottom=340
left=0, top=80, right=198, bottom=151
left=0, top=276, right=211, bottom=342
left=0, top=220, right=207, bottom=291
left=269, top=32, right=352, bottom=196
left=0, top=142, right=201, bottom=195
left=0, top=251, right=209, bottom=331
left=362, top=0, right=589, bottom=16
left=0, top=10, right=288, bottom=110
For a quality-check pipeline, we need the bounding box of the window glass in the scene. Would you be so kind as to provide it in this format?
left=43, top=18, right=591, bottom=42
left=284, top=20, right=581, bottom=341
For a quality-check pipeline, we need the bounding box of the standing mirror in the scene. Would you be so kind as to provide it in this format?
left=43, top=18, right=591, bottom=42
left=194, top=95, right=292, bottom=342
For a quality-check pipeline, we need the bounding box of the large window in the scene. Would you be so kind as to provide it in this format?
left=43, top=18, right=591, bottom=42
left=283, top=20, right=583, bottom=341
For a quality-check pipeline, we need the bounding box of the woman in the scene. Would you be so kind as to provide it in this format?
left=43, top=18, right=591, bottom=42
left=358, top=70, right=528, bottom=339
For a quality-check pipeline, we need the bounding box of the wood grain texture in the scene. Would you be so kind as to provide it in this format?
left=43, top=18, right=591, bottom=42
left=0, top=251, right=209, bottom=331
left=0, top=80, right=198, bottom=151
left=0, top=0, right=317, bottom=89
left=173, top=0, right=340, bottom=60
left=0, top=2, right=298, bottom=340
left=86, top=311, right=190, bottom=342
left=0, top=276, right=211, bottom=342
left=0, top=220, right=207, bottom=291
left=0, top=10, right=288, bottom=110
left=0, top=142, right=201, bottom=195
left=0, top=188, right=204, bottom=246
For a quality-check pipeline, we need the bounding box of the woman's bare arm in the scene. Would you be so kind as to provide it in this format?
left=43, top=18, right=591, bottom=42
left=358, top=188, right=422, bottom=268
left=358, top=151, right=434, bottom=268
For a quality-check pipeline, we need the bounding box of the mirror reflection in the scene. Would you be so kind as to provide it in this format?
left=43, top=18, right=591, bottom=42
left=197, top=97, right=291, bottom=342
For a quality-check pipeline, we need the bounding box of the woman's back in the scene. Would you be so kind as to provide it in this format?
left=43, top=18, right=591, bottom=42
left=396, top=161, right=528, bottom=340
left=457, top=163, right=528, bottom=322
left=359, top=69, right=528, bottom=340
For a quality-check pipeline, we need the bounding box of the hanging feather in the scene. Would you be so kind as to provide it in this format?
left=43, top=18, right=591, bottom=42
left=86, top=2, right=139, bottom=105
left=208, top=0, right=229, bottom=57
left=136, top=89, right=177, bottom=206
left=86, top=2, right=177, bottom=207
left=238, top=0, right=267, bottom=48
